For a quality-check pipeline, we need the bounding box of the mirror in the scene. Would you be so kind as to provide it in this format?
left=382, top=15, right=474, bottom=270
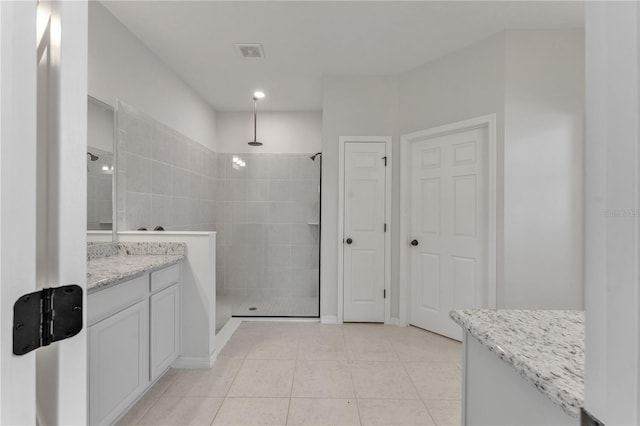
left=87, top=96, right=115, bottom=242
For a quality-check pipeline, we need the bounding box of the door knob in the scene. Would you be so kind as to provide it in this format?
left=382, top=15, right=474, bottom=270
left=411, top=239, right=419, bottom=246
left=345, top=238, right=353, bottom=245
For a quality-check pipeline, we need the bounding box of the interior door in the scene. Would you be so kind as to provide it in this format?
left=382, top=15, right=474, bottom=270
left=343, top=142, right=386, bottom=322
left=0, top=1, right=88, bottom=423
left=409, top=127, right=488, bottom=340
left=35, top=1, right=88, bottom=424
left=0, top=2, right=39, bottom=422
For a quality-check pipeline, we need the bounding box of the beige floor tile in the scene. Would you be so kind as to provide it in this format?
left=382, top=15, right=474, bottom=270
left=116, top=368, right=180, bottom=425
left=421, top=333, right=463, bottom=365
left=345, top=335, right=399, bottom=361
left=286, top=398, right=360, bottom=426
left=389, top=335, right=461, bottom=363
left=217, top=336, right=256, bottom=359
left=228, top=359, right=296, bottom=397
left=212, top=397, right=289, bottom=425
left=116, top=392, right=159, bottom=426
left=351, top=361, right=419, bottom=399
left=246, top=336, right=300, bottom=359
left=240, top=322, right=303, bottom=338
left=405, top=362, right=462, bottom=401
left=424, top=399, right=461, bottom=426
left=137, top=396, right=223, bottom=425
left=298, top=334, right=348, bottom=360
left=165, top=358, right=243, bottom=397
left=358, top=399, right=435, bottom=425
left=292, top=360, right=354, bottom=398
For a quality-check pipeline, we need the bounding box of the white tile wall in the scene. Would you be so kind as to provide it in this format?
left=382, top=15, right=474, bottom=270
left=116, top=102, right=320, bottom=326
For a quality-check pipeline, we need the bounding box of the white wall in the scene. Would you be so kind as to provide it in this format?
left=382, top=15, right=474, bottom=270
left=321, top=76, right=399, bottom=320
left=88, top=2, right=217, bottom=151
left=398, top=33, right=506, bottom=317
left=321, top=30, right=585, bottom=321
left=216, top=111, right=321, bottom=154
left=584, top=2, right=640, bottom=423
left=503, top=30, right=584, bottom=309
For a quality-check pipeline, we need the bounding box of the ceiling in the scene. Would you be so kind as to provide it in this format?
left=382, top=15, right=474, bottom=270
left=101, top=1, right=584, bottom=112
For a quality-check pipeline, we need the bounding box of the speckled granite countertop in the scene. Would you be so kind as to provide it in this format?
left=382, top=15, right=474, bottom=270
left=450, top=309, right=584, bottom=418
left=88, top=242, right=186, bottom=292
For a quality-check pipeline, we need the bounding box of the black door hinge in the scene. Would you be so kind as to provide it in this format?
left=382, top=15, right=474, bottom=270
left=384, top=223, right=387, bottom=232
left=382, top=156, right=387, bottom=166
left=384, top=289, right=386, bottom=299
left=13, top=285, right=83, bottom=355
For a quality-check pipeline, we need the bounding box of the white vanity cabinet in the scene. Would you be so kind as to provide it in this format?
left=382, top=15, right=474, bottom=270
left=150, top=264, right=181, bottom=381
left=88, top=263, right=181, bottom=425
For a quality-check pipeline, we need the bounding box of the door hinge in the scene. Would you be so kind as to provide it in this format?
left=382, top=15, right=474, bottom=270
left=384, top=223, right=387, bottom=232
left=384, top=289, right=386, bottom=299
left=382, top=156, right=387, bottom=167
left=13, top=285, right=83, bottom=355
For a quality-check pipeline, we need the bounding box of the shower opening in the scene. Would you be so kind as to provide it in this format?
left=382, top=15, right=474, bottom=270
left=215, top=153, right=321, bottom=329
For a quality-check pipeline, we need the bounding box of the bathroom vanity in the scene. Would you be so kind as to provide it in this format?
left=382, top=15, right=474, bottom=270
left=87, top=242, right=185, bottom=425
left=451, top=309, right=584, bottom=425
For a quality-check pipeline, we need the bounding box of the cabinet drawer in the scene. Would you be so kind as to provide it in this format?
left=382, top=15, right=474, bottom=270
left=150, top=263, right=180, bottom=293
left=88, top=275, right=148, bottom=326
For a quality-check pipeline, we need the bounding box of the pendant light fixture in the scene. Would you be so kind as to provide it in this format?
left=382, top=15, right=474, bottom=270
left=248, top=91, right=265, bottom=146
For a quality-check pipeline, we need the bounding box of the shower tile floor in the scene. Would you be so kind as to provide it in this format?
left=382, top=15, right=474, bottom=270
left=216, top=293, right=319, bottom=332
left=118, top=322, right=462, bottom=425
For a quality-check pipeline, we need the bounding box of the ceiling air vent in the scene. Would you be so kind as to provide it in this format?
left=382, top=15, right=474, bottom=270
left=235, top=43, right=265, bottom=59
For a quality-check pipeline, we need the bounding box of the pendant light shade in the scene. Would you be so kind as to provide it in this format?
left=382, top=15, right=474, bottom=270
left=248, top=92, right=264, bottom=147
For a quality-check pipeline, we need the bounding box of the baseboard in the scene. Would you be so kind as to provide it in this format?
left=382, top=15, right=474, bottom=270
left=389, top=317, right=402, bottom=326
left=173, top=354, right=216, bottom=369
left=321, top=315, right=339, bottom=324
left=240, top=317, right=319, bottom=323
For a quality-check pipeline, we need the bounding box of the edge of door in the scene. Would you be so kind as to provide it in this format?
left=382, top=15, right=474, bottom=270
left=338, top=136, right=393, bottom=325
left=399, top=114, right=498, bottom=328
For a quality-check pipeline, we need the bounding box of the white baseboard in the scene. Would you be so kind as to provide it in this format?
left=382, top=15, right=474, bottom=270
left=389, top=317, right=403, bottom=326
left=321, top=315, right=339, bottom=324
left=173, top=352, right=217, bottom=369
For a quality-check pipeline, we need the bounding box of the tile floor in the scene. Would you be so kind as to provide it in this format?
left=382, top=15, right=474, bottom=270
left=118, top=322, right=462, bottom=426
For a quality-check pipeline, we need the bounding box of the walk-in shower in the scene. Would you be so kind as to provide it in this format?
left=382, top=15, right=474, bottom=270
left=215, top=152, right=322, bottom=329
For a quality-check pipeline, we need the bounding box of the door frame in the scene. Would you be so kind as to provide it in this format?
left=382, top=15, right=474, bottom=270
left=338, top=136, right=392, bottom=324
left=399, top=115, right=497, bottom=327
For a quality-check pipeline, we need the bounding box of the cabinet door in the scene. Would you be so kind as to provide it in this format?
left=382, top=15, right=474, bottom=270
left=150, top=283, right=180, bottom=381
left=89, top=299, right=149, bottom=425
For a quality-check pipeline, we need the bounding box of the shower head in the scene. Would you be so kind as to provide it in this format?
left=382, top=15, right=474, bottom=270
left=310, top=152, right=322, bottom=161
left=87, top=152, right=99, bottom=161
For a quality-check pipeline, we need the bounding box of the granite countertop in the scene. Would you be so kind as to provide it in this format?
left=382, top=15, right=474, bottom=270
left=450, top=309, right=584, bottom=418
left=87, top=242, right=186, bottom=292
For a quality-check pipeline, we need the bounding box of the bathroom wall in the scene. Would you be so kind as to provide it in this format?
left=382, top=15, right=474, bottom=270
left=320, top=76, right=400, bottom=322
left=321, top=29, right=585, bottom=321
left=216, top=111, right=322, bottom=154
left=88, top=2, right=217, bottom=151
left=116, top=101, right=216, bottom=231
left=214, top=153, right=320, bottom=308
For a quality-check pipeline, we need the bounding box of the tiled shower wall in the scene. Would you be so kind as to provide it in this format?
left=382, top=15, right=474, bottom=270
left=117, top=102, right=320, bottom=322
left=117, top=101, right=216, bottom=231
left=214, top=154, right=320, bottom=306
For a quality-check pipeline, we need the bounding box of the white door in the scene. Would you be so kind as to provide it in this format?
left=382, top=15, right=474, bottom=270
left=409, top=127, right=488, bottom=340
left=343, top=142, right=387, bottom=322
left=0, top=1, right=88, bottom=423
